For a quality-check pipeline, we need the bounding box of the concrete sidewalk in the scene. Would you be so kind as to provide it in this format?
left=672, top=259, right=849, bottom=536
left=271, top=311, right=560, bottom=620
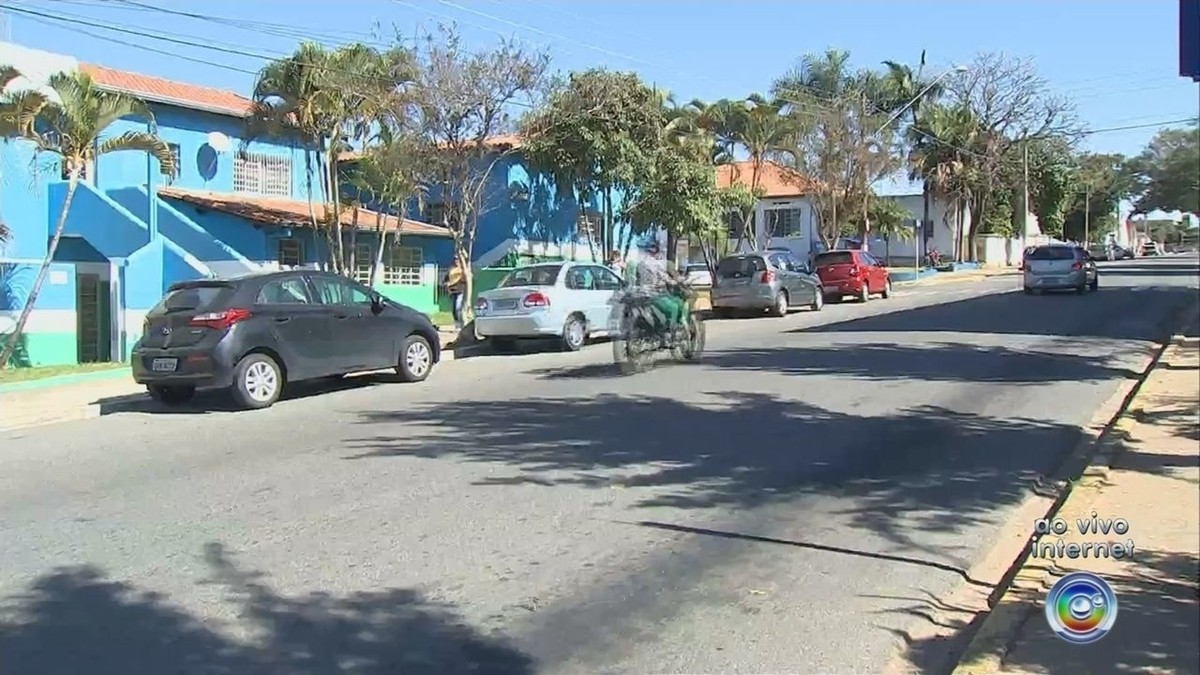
left=901, top=266, right=1018, bottom=287
left=954, top=337, right=1200, bottom=674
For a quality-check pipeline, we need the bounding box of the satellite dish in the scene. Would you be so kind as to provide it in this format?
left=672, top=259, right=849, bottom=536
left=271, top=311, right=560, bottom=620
left=206, top=131, right=232, bottom=153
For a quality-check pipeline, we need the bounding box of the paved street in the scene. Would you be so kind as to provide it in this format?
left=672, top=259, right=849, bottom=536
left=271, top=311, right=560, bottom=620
left=1, top=257, right=1196, bottom=674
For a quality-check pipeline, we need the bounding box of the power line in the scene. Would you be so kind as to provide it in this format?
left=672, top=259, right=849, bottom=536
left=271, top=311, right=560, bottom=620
left=7, top=2, right=1190, bottom=160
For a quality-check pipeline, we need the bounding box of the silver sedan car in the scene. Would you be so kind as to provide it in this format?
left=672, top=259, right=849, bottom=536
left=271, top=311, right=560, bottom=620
left=710, top=251, right=824, bottom=317
left=1022, top=244, right=1098, bottom=294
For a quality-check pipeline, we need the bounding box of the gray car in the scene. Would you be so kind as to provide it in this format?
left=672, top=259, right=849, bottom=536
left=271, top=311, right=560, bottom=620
left=710, top=251, right=824, bottom=317
left=1022, top=244, right=1098, bottom=294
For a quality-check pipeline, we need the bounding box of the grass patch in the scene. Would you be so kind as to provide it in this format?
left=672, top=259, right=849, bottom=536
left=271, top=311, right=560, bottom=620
left=0, top=361, right=127, bottom=384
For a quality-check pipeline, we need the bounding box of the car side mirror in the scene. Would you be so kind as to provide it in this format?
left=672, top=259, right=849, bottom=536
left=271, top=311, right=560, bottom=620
left=370, top=293, right=385, bottom=314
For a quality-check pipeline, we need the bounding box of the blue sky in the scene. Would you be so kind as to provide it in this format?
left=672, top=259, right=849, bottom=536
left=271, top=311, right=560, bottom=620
left=2, top=0, right=1197, bottom=156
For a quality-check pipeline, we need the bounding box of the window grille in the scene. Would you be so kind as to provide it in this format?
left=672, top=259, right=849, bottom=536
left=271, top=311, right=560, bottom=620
left=277, top=239, right=303, bottom=268
left=233, top=152, right=292, bottom=197
left=383, top=245, right=422, bottom=286
left=353, top=243, right=374, bottom=285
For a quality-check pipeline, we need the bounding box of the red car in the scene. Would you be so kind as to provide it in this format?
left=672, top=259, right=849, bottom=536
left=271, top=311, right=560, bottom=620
left=813, top=249, right=893, bottom=302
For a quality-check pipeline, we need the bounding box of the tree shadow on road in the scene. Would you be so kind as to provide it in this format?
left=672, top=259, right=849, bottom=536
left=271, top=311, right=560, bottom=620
left=348, top=391, right=1085, bottom=561
left=0, top=543, right=533, bottom=675
left=697, top=341, right=1138, bottom=385
left=894, top=550, right=1200, bottom=675
left=789, top=286, right=1196, bottom=342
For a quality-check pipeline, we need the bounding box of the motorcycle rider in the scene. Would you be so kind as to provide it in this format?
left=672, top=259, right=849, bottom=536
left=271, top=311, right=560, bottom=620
left=632, top=240, right=687, bottom=333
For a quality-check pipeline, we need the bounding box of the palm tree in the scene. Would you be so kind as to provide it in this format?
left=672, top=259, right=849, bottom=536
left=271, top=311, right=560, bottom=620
left=879, top=52, right=948, bottom=261
left=1, top=64, right=27, bottom=246
left=0, top=71, right=174, bottom=368
left=908, top=103, right=981, bottom=262
left=250, top=42, right=407, bottom=273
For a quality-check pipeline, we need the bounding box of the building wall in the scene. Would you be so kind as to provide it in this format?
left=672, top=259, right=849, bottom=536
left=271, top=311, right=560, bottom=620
left=0, top=259, right=79, bottom=366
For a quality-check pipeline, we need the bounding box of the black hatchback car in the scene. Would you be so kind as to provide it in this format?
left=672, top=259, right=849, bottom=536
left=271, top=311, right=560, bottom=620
left=132, top=270, right=441, bottom=409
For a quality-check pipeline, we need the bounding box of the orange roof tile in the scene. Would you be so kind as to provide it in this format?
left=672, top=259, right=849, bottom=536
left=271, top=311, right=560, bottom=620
left=157, top=187, right=452, bottom=238
left=716, top=161, right=814, bottom=198
left=79, top=63, right=254, bottom=117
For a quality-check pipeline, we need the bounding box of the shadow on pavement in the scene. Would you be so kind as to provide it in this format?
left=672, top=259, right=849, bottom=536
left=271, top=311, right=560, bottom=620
left=91, top=374, right=401, bottom=416
left=0, top=543, right=532, bottom=675
left=899, top=550, right=1200, bottom=675
left=790, top=285, right=1196, bottom=341
left=348, top=391, right=1085, bottom=557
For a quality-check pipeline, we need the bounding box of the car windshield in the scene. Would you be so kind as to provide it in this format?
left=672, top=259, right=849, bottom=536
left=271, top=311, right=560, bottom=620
left=499, top=265, right=562, bottom=287
left=716, top=256, right=766, bottom=278
left=152, top=284, right=232, bottom=314
left=1027, top=246, right=1076, bottom=261
left=815, top=251, right=854, bottom=266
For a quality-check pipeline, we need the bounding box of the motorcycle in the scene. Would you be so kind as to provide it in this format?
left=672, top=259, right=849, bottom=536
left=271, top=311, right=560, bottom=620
left=611, top=282, right=706, bottom=375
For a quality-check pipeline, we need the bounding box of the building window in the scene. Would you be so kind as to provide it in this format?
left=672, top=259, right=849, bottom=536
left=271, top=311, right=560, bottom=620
left=424, top=203, right=445, bottom=226
left=234, top=151, right=292, bottom=198
left=724, top=210, right=747, bottom=238
left=766, top=208, right=804, bottom=238
left=382, top=245, right=422, bottom=286
left=353, top=243, right=374, bottom=285
left=166, top=143, right=182, bottom=183
left=277, top=238, right=303, bottom=268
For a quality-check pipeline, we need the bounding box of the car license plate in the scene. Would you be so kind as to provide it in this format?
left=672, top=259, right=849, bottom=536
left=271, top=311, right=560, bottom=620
left=151, top=357, right=178, bottom=372
left=1041, top=277, right=1058, bottom=285
left=493, top=299, right=518, bottom=310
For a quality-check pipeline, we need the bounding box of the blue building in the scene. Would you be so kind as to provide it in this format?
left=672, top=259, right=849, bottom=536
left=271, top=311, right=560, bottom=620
left=1, top=42, right=451, bottom=367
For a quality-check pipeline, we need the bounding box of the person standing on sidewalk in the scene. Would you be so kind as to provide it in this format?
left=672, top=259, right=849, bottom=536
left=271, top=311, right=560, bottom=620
left=442, top=259, right=467, bottom=333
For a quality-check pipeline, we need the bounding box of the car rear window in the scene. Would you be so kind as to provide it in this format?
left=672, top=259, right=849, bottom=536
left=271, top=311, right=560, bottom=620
left=716, top=256, right=766, bottom=278
left=499, top=265, right=562, bottom=287
left=685, top=264, right=709, bottom=273
left=815, top=251, right=854, bottom=266
left=1027, top=246, right=1076, bottom=261
left=152, top=284, right=233, bottom=315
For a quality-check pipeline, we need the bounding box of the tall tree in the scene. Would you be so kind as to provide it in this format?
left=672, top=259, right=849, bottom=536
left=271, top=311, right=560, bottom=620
left=0, top=72, right=175, bottom=368
left=1061, top=152, right=1137, bottom=242
left=0, top=64, right=22, bottom=246
left=1129, top=126, right=1200, bottom=215
left=250, top=42, right=410, bottom=272
left=520, top=69, right=662, bottom=259
left=1025, top=137, right=1076, bottom=238
left=907, top=102, right=980, bottom=260
left=773, top=51, right=898, bottom=249
left=404, top=27, right=548, bottom=315
left=945, top=53, right=1079, bottom=258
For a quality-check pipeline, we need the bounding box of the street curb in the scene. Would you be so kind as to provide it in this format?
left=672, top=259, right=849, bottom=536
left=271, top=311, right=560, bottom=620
left=950, top=303, right=1198, bottom=674
left=0, top=366, right=128, bottom=394
left=895, top=269, right=1018, bottom=288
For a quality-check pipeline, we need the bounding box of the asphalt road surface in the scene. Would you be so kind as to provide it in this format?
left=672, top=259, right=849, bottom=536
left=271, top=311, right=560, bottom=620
left=1, top=256, right=1196, bottom=675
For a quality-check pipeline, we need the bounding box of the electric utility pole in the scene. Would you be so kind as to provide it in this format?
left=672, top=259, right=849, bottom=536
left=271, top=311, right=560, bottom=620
left=1084, top=182, right=1091, bottom=246
left=1021, top=141, right=1030, bottom=248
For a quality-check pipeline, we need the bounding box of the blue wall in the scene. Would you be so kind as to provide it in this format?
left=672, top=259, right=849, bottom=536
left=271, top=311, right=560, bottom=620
left=1, top=140, right=52, bottom=260
left=51, top=181, right=148, bottom=259
left=95, top=104, right=311, bottom=198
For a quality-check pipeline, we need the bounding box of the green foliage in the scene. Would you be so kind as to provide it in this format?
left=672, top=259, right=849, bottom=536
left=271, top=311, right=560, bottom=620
left=1061, top=152, right=1137, bottom=241
left=1027, top=138, right=1075, bottom=236
left=1129, top=126, right=1200, bottom=214
left=853, top=196, right=916, bottom=240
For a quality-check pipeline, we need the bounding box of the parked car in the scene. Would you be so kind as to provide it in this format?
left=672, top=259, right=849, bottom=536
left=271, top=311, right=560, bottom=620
left=1139, top=241, right=1162, bottom=256
left=1021, top=244, right=1098, bottom=294
left=813, top=249, right=892, bottom=302
left=474, top=261, right=623, bottom=352
left=679, top=262, right=713, bottom=288
left=710, top=250, right=824, bottom=318
left=132, top=271, right=440, bottom=410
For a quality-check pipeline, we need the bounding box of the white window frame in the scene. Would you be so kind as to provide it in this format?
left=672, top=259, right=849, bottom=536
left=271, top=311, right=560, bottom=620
left=353, top=242, right=374, bottom=285
left=166, top=143, right=182, bottom=184
left=382, top=245, right=422, bottom=286
left=277, top=238, right=303, bottom=268
left=764, top=205, right=804, bottom=238
left=233, top=151, right=292, bottom=198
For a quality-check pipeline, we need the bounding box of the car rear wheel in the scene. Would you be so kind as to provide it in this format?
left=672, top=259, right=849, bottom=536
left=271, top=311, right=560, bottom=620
left=561, top=314, right=586, bottom=351
left=147, top=384, right=195, bottom=406
left=1024, top=286, right=1035, bottom=295
left=1076, top=281, right=1087, bottom=294
left=881, top=278, right=893, bottom=299
left=231, top=353, right=283, bottom=410
left=397, top=334, right=433, bottom=382
left=770, top=291, right=788, bottom=317
left=1089, top=277, right=1099, bottom=291
left=858, top=284, right=870, bottom=303
left=810, top=289, right=824, bottom=311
